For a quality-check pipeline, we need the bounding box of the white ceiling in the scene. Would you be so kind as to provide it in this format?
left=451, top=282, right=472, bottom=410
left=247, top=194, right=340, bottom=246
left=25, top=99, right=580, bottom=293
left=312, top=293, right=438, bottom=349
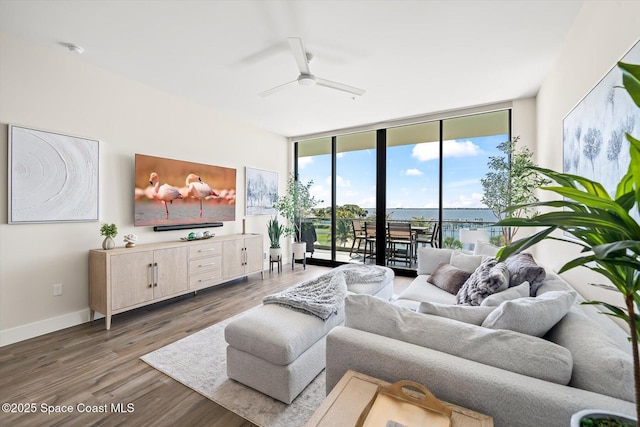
left=0, top=0, right=583, bottom=138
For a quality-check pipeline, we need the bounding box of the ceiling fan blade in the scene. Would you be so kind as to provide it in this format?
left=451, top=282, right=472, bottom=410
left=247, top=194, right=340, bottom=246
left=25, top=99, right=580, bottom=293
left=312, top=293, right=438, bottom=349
left=315, top=77, right=366, bottom=96
left=259, top=79, right=298, bottom=97
left=288, top=37, right=311, bottom=75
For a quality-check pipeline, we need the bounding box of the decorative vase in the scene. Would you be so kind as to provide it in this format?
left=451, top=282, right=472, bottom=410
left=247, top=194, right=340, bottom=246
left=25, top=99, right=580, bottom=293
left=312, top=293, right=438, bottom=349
left=570, top=409, right=636, bottom=427
left=102, top=236, right=115, bottom=250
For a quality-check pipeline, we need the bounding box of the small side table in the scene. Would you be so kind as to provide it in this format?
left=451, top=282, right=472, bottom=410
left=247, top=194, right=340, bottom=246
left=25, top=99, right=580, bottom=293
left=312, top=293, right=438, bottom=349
left=269, top=254, right=282, bottom=273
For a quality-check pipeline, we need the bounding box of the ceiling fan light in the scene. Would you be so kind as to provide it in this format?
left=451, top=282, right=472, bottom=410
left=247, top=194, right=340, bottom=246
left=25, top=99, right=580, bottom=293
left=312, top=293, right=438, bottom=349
left=298, top=75, right=316, bottom=86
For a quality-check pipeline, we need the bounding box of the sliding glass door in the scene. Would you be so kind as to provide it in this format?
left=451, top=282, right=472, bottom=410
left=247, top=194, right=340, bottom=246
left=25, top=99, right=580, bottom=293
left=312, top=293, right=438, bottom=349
left=294, top=109, right=510, bottom=271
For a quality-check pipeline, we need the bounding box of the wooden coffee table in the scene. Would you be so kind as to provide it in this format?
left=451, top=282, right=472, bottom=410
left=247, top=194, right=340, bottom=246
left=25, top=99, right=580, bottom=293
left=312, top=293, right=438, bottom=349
left=305, top=370, right=493, bottom=427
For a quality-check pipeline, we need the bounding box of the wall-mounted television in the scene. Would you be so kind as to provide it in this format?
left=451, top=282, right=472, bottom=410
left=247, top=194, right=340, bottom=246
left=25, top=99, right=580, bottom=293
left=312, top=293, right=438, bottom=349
left=134, top=153, right=236, bottom=228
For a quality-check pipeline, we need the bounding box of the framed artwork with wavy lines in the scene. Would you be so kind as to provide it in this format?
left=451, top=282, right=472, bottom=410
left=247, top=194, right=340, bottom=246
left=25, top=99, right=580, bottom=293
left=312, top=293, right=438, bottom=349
left=8, top=125, right=99, bottom=224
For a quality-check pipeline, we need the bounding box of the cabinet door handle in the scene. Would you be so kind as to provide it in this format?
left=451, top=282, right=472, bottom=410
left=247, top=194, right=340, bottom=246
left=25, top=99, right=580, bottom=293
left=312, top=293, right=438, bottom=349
left=148, top=263, right=153, bottom=288
left=153, top=262, right=158, bottom=287
left=198, top=262, right=216, bottom=267
left=198, top=277, right=218, bottom=282
left=199, top=248, right=217, bottom=252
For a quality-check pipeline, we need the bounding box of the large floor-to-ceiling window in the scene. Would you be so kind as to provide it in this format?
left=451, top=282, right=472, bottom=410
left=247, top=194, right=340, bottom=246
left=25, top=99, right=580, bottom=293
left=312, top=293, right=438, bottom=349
left=295, top=109, right=510, bottom=272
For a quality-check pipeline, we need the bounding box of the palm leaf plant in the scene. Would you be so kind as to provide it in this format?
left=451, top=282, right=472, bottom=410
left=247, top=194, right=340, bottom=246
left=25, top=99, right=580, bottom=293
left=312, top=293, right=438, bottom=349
left=496, top=61, right=640, bottom=420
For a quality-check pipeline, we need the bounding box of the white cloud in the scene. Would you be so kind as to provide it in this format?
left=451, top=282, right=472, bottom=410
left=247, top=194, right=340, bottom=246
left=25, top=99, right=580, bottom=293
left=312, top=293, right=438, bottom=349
left=324, top=175, right=351, bottom=187
left=447, top=178, right=480, bottom=188
left=443, top=192, right=485, bottom=208
left=298, top=157, right=313, bottom=169
left=405, top=168, right=423, bottom=176
left=336, top=175, right=351, bottom=187
left=310, top=184, right=329, bottom=207
left=337, top=152, right=345, bottom=159
left=358, top=196, right=377, bottom=208
left=411, top=139, right=481, bottom=162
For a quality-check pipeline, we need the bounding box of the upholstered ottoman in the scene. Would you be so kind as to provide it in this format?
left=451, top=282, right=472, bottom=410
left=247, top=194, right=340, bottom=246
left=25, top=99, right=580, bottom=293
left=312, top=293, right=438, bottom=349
left=224, top=265, right=394, bottom=403
left=225, top=303, right=343, bottom=403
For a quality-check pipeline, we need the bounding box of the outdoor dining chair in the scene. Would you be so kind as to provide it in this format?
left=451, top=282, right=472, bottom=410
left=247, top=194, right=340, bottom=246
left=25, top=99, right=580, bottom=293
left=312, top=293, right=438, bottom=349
left=349, top=219, right=366, bottom=257
left=387, top=222, right=414, bottom=266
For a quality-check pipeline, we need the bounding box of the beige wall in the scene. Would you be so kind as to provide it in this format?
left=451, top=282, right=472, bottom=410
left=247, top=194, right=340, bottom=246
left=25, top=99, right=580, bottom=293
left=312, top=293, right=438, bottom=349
left=535, top=1, right=640, bottom=310
left=0, top=33, right=288, bottom=345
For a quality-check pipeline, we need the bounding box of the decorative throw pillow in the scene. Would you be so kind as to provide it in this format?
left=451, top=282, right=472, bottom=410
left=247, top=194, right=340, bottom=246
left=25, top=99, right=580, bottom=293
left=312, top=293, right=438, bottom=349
left=473, top=240, right=501, bottom=257
left=505, top=252, right=546, bottom=293
left=480, top=282, right=530, bottom=306
left=427, top=263, right=471, bottom=294
left=416, top=247, right=454, bottom=275
left=418, top=301, right=496, bottom=325
left=481, top=291, right=576, bottom=337
left=449, top=251, right=484, bottom=273
left=455, top=258, right=510, bottom=306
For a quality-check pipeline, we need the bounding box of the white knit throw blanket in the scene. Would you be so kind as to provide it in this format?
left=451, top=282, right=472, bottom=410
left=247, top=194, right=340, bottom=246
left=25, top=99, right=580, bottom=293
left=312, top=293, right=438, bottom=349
left=263, top=271, right=348, bottom=320
left=263, top=264, right=387, bottom=320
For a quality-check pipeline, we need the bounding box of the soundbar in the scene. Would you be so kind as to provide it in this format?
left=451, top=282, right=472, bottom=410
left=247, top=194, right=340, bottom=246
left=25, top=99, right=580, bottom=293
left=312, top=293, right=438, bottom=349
left=153, top=222, right=223, bottom=232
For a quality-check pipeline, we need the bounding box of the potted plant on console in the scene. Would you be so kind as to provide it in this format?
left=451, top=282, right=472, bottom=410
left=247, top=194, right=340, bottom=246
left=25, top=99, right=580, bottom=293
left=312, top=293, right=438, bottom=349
left=273, top=174, right=321, bottom=262
left=496, top=61, right=639, bottom=426
left=267, top=216, right=285, bottom=261
left=100, top=223, right=118, bottom=250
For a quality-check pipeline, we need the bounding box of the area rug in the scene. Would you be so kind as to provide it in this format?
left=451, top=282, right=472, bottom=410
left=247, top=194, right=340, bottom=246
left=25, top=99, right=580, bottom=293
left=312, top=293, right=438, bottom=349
left=140, top=308, right=326, bottom=427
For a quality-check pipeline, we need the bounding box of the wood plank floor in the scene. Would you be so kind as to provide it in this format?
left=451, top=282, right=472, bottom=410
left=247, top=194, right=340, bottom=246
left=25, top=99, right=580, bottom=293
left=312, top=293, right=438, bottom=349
left=0, top=264, right=413, bottom=427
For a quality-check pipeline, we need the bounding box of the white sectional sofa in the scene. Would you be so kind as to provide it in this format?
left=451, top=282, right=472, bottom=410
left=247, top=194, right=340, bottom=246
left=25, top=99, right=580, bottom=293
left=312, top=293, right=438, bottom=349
left=325, top=246, right=636, bottom=427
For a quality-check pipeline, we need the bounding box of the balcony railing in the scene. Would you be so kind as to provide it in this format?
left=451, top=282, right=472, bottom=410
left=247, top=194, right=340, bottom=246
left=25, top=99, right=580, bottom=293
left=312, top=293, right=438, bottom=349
left=303, top=217, right=502, bottom=256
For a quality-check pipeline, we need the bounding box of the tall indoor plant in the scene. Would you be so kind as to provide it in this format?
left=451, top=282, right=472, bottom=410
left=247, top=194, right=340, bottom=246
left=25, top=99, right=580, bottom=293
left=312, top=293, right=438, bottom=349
left=273, top=174, right=322, bottom=259
left=496, top=61, right=640, bottom=422
left=480, top=136, right=550, bottom=245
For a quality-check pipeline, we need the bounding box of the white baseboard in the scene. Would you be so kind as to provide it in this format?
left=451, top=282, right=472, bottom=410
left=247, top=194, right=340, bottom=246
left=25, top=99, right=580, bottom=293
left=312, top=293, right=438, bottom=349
left=0, top=309, right=95, bottom=347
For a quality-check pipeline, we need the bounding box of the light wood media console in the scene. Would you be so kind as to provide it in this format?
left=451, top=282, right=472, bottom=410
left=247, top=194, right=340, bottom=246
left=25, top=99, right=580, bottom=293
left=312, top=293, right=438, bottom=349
left=89, top=233, right=263, bottom=330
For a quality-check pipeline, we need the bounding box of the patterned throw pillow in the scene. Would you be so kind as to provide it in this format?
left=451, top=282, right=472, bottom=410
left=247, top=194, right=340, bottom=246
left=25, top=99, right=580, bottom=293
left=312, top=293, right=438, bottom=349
left=505, top=252, right=546, bottom=295
left=455, top=258, right=510, bottom=306
left=427, top=263, right=472, bottom=294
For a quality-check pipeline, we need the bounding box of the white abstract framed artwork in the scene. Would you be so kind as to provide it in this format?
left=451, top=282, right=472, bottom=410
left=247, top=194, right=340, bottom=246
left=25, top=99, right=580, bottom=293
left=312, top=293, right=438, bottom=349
left=8, top=125, right=99, bottom=224
left=245, top=167, right=278, bottom=215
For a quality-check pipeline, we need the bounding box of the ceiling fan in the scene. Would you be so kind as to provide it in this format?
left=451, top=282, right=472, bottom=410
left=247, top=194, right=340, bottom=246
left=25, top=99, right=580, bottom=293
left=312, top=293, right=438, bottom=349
left=259, top=37, right=366, bottom=97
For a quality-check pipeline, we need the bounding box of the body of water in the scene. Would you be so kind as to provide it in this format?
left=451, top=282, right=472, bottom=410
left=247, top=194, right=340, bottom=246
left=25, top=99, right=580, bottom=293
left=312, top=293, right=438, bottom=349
left=365, top=208, right=498, bottom=223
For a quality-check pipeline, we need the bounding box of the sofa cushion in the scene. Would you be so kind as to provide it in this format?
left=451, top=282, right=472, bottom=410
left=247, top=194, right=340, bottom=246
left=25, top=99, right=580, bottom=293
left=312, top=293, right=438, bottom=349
left=416, top=247, right=453, bottom=275
left=455, top=258, right=510, bottom=306
left=450, top=251, right=484, bottom=273
left=473, top=240, right=501, bottom=257
left=345, top=294, right=573, bottom=385
left=427, top=263, right=471, bottom=294
left=481, top=282, right=530, bottom=306
left=505, top=253, right=546, bottom=293
left=482, top=291, right=575, bottom=337
left=417, top=301, right=496, bottom=325
left=534, top=272, right=576, bottom=296
left=546, top=306, right=635, bottom=402
left=396, top=275, right=457, bottom=309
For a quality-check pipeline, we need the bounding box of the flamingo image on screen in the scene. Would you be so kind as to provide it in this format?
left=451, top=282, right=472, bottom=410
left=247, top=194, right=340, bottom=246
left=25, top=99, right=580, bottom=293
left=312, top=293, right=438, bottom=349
left=134, top=154, right=236, bottom=227
left=148, top=172, right=183, bottom=218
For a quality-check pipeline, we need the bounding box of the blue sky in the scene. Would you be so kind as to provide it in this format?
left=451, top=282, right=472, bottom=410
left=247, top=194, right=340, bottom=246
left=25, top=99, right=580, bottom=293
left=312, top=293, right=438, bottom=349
left=298, top=134, right=508, bottom=209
